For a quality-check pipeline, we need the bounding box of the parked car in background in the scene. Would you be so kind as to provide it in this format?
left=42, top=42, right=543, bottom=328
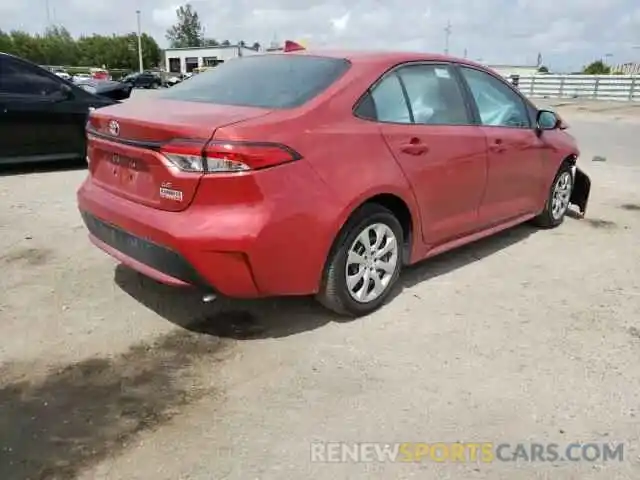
left=121, top=71, right=162, bottom=89
left=52, top=67, right=71, bottom=81
left=74, top=78, right=132, bottom=101
left=77, top=51, right=591, bottom=317
left=72, top=73, right=92, bottom=83
left=166, top=73, right=187, bottom=86
left=0, top=52, right=123, bottom=165
left=90, top=68, right=110, bottom=81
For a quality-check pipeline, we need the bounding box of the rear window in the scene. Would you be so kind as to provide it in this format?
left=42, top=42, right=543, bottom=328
left=159, top=54, right=350, bottom=109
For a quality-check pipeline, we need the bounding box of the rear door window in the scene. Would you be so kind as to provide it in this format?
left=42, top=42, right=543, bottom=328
left=160, top=54, right=350, bottom=109
left=0, top=56, right=62, bottom=97
left=395, top=64, right=470, bottom=125
left=354, top=63, right=471, bottom=125
left=367, top=74, right=412, bottom=123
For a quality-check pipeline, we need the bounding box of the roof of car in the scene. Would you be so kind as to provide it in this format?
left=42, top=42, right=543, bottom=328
left=267, top=49, right=487, bottom=70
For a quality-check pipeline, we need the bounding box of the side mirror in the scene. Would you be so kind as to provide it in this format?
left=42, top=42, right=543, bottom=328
left=52, top=83, right=74, bottom=101
left=536, top=110, right=560, bottom=131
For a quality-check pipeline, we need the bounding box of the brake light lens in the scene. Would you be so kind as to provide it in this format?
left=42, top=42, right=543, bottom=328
left=160, top=140, right=300, bottom=173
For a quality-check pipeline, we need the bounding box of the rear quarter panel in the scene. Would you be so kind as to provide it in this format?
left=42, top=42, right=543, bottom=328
left=216, top=60, right=424, bottom=265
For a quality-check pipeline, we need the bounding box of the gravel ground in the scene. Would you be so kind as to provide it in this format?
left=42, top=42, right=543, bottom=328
left=1, top=95, right=640, bottom=480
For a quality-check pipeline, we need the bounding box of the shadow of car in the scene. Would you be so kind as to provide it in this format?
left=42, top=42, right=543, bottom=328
left=113, top=222, right=537, bottom=339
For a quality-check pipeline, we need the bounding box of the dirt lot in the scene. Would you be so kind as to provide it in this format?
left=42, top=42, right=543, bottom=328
left=1, top=95, right=640, bottom=480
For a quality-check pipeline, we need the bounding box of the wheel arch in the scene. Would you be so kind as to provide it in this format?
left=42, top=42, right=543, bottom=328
left=563, top=153, right=578, bottom=166
left=325, top=191, right=419, bottom=270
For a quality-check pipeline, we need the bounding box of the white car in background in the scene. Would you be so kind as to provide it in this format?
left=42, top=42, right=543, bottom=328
left=49, top=67, right=71, bottom=80
left=72, top=73, right=92, bottom=83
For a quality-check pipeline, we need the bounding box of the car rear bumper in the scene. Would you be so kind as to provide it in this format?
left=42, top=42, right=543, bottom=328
left=77, top=173, right=337, bottom=298
left=81, top=211, right=210, bottom=288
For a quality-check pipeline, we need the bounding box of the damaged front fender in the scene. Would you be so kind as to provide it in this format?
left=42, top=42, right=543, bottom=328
left=570, top=167, right=591, bottom=217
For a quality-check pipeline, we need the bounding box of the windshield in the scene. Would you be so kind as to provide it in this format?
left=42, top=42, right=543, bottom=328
left=159, top=54, right=350, bottom=109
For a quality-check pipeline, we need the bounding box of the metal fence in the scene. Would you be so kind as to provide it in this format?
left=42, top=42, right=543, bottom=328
left=514, top=75, right=640, bottom=101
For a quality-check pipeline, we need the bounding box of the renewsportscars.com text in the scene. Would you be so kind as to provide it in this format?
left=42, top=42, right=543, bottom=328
left=310, top=442, right=625, bottom=463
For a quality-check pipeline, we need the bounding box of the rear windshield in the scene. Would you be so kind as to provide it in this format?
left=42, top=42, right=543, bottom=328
left=159, top=54, right=350, bottom=109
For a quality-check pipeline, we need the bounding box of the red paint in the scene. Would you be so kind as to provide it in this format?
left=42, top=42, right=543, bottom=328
left=77, top=51, right=579, bottom=298
left=284, top=40, right=306, bottom=52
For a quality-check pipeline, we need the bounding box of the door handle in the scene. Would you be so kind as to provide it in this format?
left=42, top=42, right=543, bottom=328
left=400, top=138, right=429, bottom=156
left=489, top=138, right=506, bottom=153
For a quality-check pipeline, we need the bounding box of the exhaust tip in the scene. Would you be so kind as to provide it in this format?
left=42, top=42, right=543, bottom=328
left=202, top=293, right=217, bottom=303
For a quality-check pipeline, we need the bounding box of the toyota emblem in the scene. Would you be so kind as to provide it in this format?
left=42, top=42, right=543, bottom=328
left=108, top=120, right=120, bottom=136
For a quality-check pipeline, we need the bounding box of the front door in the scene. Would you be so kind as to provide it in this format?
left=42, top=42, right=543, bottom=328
left=364, top=63, right=489, bottom=246
left=458, top=66, right=545, bottom=225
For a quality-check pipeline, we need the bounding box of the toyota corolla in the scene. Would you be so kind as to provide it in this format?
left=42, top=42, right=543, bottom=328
left=77, top=50, right=590, bottom=317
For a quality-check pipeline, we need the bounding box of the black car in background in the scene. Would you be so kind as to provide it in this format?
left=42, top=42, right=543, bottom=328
left=121, top=71, right=162, bottom=89
left=74, top=78, right=132, bottom=101
left=0, top=52, right=125, bottom=165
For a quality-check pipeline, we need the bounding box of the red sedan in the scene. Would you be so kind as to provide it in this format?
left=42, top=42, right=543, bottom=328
left=77, top=50, right=590, bottom=317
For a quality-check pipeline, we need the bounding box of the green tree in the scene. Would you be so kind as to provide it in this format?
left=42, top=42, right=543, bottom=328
left=221, top=39, right=231, bottom=46
left=537, top=65, right=549, bottom=73
left=0, top=28, right=161, bottom=69
left=203, top=38, right=219, bottom=47
left=165, top=3, right=203, bottom=48
left=0, top=30, right=13, bottom=53
left=40, top=26, right=78, bottom=65
left=582, top=60, right=611, bottom=75
left=251, top=41, right=261, bottom=51
left=8, top=30, right=44, bottom=62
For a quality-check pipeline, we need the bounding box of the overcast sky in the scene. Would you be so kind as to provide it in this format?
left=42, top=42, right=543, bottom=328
left=1, top=0, right=639, bottom=71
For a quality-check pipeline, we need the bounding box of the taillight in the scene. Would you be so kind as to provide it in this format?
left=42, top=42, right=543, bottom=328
left=160, top=140, right=301, bottom=173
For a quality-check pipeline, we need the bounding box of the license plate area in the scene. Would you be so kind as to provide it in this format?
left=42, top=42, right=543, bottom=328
left=109, top=153, right=148, bottom=183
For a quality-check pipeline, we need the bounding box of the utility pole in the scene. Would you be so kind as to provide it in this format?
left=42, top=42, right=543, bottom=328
left=136, top=10, right=144, bottom=73
left=463, top=48, right=467, bottom=59
left=45, top=0, right=52, bottom=27
left=444, top=20, right=451, bottom=55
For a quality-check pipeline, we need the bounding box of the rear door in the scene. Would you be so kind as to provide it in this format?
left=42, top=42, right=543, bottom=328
left=357, top=63, right=489, bottom=246
left=458, top=66, right=545, bottom=225
left=0, top=55, right=89, bottom=161
left=0, top=55, right=57, bottom=160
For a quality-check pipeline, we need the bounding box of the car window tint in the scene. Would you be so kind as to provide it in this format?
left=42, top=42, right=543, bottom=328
left=354, top=92, right=377, bottom=120
left=159, top=55, right=350, bottom=109
left=396, top=64, right=470, bottom=125
left=0, top=57, right=61, bottom=96
left=459, top=67, right=530, bottom=128
left=369, top=73, right=411, bottom=123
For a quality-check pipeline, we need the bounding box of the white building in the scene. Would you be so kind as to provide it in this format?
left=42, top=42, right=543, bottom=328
left=164, top=45, right=262, bottom=73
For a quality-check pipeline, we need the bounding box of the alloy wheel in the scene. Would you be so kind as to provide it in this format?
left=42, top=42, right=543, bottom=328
left=345, top=223, right=399, bottom=303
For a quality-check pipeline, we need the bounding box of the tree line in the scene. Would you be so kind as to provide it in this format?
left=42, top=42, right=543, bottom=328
left=0, top=2, right=261, bottom=72
left=0, top=26, right=162, bottom=70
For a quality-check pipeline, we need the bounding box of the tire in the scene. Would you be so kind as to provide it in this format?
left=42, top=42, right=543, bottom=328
left=316, top=203, right=404, bottom=317
left=532, top=161, right=574, bottom=228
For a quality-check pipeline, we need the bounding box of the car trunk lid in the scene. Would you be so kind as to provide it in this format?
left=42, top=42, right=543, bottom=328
left=86, top=99, right=272, bottom=212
